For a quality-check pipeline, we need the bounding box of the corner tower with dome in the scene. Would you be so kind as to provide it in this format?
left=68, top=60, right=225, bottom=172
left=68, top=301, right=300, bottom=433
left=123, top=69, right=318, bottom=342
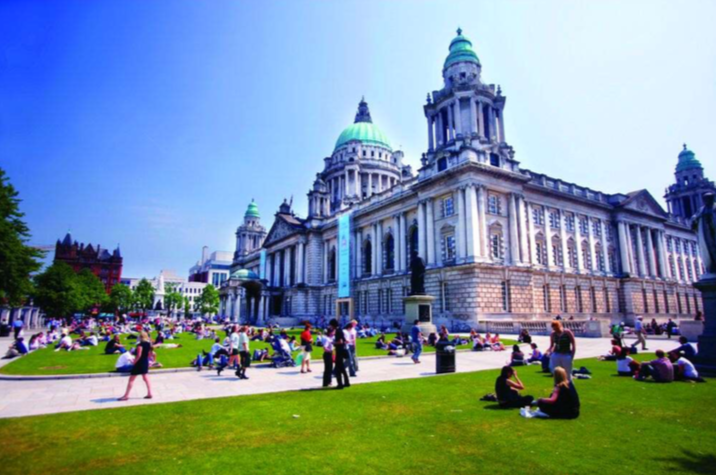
left=220, top=29, right=707, bottom=329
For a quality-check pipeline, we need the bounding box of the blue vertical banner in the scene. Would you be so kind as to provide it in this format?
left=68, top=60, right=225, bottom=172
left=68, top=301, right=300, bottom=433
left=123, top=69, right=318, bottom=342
left=259, top=249, right=267, bottom=280
left=338, top=212, right=352, bottom=298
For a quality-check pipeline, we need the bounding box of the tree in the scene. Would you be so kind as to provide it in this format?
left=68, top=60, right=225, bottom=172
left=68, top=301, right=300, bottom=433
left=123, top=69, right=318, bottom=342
left=0, top=168, right=44, bottom=306
left=133, top=278, right=155, bottom=312
left=108, top=283, right=133, bottom=315
left=33, top=262, right=84, bottom=319
left=195, top=284, right=219, bottom=317
left=75, top=268, right=108, bottom=313
left=183, top=296, right=192, bottom=319
left=163, top=283, right=184, bottom=319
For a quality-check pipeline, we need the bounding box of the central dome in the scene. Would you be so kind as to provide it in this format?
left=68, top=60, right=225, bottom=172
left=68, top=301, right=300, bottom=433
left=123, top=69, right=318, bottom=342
left=334, top=98, right=392, bottom=152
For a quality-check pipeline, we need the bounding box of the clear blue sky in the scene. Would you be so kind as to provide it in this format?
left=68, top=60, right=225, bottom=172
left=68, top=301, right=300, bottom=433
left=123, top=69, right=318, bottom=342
left=1, top=0, right=715, bottom=278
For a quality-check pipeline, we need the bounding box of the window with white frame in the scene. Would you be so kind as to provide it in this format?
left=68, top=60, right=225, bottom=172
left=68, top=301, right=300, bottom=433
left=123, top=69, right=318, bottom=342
left=582, top=242, right=592, bottom=270
left=565, top=214, right=575, bottom=232
left=596, top=245, right=605, bottom=272
left=533, top=206, right=545, bottom=226
left=442, top=196, right=455, bottom=217
left=579, top=217, right=589, bottom=235
left=490, top=226, right=504, bottom=260
left=552, top=237, right=563, bottom=266
left=549, top=211, right=560, bottom=229
left=593, top=220, right=602, bottom=238
left=501, top=280, right=511, bottom=312
left=567, top=240, right=578, bottom=268
left=442, top=232, right=456, bottom=263
left=535, top=236, right=547, bottom=266
left=488, top=194, right=502, bottom=215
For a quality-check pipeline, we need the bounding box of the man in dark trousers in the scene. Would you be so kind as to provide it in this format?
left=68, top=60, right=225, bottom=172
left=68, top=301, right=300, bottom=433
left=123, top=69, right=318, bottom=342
left=330, top=318, right=350, bottom=389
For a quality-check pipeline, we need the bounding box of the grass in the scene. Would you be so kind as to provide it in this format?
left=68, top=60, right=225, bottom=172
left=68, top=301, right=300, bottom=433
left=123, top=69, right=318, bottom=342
left=0, top=331, right=516, bottom=376
left=0, top=353, right=713, bottom=475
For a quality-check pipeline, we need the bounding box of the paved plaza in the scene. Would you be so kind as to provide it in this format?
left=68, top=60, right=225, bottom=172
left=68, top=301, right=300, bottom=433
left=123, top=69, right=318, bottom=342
left=0, top=336, right=680, bottom=419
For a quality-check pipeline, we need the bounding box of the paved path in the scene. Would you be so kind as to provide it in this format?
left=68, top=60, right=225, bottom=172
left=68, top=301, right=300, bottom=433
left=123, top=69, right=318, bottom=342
left=0, top=336, right=680, bottom=419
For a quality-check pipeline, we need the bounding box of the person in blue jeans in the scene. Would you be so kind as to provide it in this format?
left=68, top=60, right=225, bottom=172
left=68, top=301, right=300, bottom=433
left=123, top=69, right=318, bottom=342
left=411, top=320, right=423, bottom=364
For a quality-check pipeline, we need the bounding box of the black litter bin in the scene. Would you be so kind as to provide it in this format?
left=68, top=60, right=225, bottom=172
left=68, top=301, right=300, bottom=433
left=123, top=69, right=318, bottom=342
left=435, top=341, right=456, bottom=374
left=0, top=324, right=9, bottom=338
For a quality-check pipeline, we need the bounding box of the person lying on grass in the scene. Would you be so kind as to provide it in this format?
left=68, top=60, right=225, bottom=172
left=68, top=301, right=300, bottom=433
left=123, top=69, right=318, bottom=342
left=534, top=366, right=580, bottom=419
left=495, top=366, right=534, bottom=409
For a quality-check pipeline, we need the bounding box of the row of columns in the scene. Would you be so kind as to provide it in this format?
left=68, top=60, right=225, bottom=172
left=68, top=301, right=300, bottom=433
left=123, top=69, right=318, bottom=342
left=427, top=97, right=504, bottom=151
left=0, top=307, right=43, bottom=328
left=328, top=171, right=399, bottom=202
left=266, top=241, right=306, bottom=288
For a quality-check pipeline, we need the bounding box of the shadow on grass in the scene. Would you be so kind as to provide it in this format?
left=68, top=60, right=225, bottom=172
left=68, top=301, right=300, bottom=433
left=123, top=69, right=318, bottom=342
left=658, top=449, right=716, bottom=475
left=482, top=404, right=515, bottom=411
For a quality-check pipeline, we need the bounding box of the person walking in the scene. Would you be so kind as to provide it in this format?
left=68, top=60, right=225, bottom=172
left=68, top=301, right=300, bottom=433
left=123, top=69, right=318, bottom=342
left=322, top=327, right=335, bottom=388
left=227, top=325, right=241, bottom=371
left=331, top=319, right=350, bottom=389
left=634, top=316, right=648, bottom=351
left=548, top=320, right=576, bottom=380
left=300, top=323, right=313, bottom=374
left=345, top=320, right=358, bottom=377
left=118, top=331, right=154, bottom=400
left=12, top=318, right=24, bottom=340
left=236, top=326, right=250, bottom=380
left=411, top=320, right=423, bottom=364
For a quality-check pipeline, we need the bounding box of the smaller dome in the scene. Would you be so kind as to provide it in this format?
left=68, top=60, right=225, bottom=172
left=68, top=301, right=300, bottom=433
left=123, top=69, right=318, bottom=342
left=676, top=144, right=702, bottom=172
left=444, top=28, right=480, bottom=69
left=245, top=200, right=260, bottom=219
left=231, top=268, right=260, bottom=280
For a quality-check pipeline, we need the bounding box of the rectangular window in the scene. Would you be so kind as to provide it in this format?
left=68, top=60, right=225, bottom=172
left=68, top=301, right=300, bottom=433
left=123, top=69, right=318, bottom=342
left=642, top=289, right=649, bottom=313
left=441, top=282, right=450, bottom=312
left=533, top=206, right=545, bottom=226
left=568, top=245, right=578, bottom=268
left=536, top=242, right=547, bottom=265
left=553, top=243, right=563, bottom=266
left=490, top=233, right=503, bottom=260
left=591, top=287, right=598, bottom=313
left=501, top=281, right=511, bottom=312
left=664, top=290, right=670, bottom=313
left=604, top=288, right=611, bottom=313
left=443, top=234, right=456, bottom=262
left=592, top=220, right=602, bottom=237
left=579, top=217, right=589, bottom=235
left=543, top=285, right=551, bottom=312
left=488, top=195, right=502, bottom=215
left=576, top=286, right=583, bottom=313
left=549, top=211, right=560, bottom=229
left=667, top=236, right=673, bottom=252
left=566, top=214, right=575, bottom=232
left=653, top=290, right=660, bottom=313
left=442, top=196, right=455, bottom=217
left=560, top=285, right=567, bottom=312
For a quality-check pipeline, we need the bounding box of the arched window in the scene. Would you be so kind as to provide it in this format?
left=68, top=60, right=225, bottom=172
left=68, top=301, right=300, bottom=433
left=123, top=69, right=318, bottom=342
left=535, top=233, right=547, bottom=265
left=329, top=246, right=337, bottom=282
left=581, top=240, right=592, bottom=270
left=567, top=238, right=578, bottom=269
left=384, top=234, right=395, bottom=272
left=363, top=239, right=372, bottom=276
left=551, top=235, right=563, bottom=266
left=489, top=223, right=504, bottom=261
left=595, top=243, right=605, bottom=272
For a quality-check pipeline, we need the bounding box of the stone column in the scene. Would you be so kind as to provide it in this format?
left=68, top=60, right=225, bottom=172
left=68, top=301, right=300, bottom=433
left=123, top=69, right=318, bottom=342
left=454, top=99, right=462, bottom=137
left=368, top=174, right=373, bottom=198
left=417, top=201, right=426, bottom=260
left=575, top=215, right=584, bottom=272
left=527, top=202, right=536, bottom=265
left=356, top=229, right=363, bottom=277
left=586, top=217, right=596, bottom=272
left=469, top=99, right=478, bottom=135
left=427, top=115, right=434, bottom=151
left=508, top=193, right=520, bottom=265
left=466, top=184, right=479, bottom=259
left=645, top=228, right=657, bottom=277
left=488, top=106, right=496, bottom=141
left=323, top=242, right=329, bottom=283
left=399, top=213, right=407, bottom=271
left=635, top=226, right=647, bottom=277
left=426, top=198, right=436, bottom=265
left=546, top=224, right=555, bottom=269
left=447, top=104, right=453, bottom=141
left=297, top=241, right=305, bottom=284
left=284, top=248, right=291, bottom=286
left=394, top=214, right=402, bottom=272
left=560, top=211, right=569, bottom=270
left=655, top=231, right=667, bottom=279
left=517, top=195, right=528, bottom=265
left=477, top=185, right=487, bottom=258
left=618, top=221, right=631, bottom=275
left=455, top=188, right=466, bottom=259
left=600, top=220, right=611, bottom=274
left=477, top=102, right=485, bottom=138
left=498, top=108, right=506, bottom=143
left=376, top=221, right=383, bottom=275
left=437, top=112, right=444, bottom=147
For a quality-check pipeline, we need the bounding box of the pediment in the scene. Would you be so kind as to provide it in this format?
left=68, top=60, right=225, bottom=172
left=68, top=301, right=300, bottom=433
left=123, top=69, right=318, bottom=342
left=264, top=215, right=305, bottom=246
left=618, top=190, right=667, bottom=218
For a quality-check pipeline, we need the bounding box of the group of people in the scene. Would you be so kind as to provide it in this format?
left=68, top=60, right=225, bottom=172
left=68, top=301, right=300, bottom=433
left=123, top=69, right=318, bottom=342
left=608, top=335, right=703, bottom=383
left=469, top=331, right=507, bottom=351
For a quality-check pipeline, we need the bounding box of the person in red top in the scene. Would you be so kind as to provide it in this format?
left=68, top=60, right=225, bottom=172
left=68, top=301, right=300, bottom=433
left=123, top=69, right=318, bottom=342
left=300, top=323, right=313, bottom=374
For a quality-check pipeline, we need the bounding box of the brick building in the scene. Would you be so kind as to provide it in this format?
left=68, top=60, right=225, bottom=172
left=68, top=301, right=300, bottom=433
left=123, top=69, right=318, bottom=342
left=54, top=232, right=123, bottom=293
left=219, top=29, right=708, bottom=328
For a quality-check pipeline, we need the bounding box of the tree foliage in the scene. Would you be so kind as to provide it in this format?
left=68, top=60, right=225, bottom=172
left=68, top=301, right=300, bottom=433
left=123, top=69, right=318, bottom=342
left=163, top=282, right=184, bottom=318
left=109, top=283, right=133, bottom=314
left=33, top=262, right=84, bottom=318
left=133, top=278, right=155, bottom=311
left=76, top=269, right=109, bottom=312
left=0, top=168, right=44, bottom=306
left=195, top=284, right=219, bottom=316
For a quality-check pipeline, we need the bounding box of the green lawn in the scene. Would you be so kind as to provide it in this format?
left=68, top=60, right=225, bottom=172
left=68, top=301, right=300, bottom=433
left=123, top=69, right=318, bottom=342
left=0, top=331, right=515, bottom=376
left=0, top=354, right=713, bottom=475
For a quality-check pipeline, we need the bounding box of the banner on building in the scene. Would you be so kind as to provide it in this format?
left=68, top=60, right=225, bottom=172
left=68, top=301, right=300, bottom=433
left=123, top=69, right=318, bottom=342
left=338, top=212, right=352, bottom=298
left=259, top=249, right=267, bottom=280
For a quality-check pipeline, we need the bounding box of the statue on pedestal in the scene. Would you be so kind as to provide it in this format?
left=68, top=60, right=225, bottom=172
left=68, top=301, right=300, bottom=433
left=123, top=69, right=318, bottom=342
left=410, top=250, right=426, bottom=296
left=692, top=192, right=716, bottom=279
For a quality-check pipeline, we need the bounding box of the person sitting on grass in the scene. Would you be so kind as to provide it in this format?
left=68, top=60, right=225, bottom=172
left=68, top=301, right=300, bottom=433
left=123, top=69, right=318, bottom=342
left=670, top=336, right=697, bottom=360
left=527, top=343, right=542, bottom=364
left=388, top=334, right=405, bottom=355
left=635, top=350, right=674, bottom=383
left=55, top=333, right=87, bottom=351
left=472, top=333, right=486, bottom=351
left=105, top=335, right=126, bottom=354
left=28, top=333, right=46, bottom=350
left=599, top=339, right=623, bottom=361
left=518, top=329, right=532, bottom=344
left=616, top=347, right=637, bottom=376
left=491, top=334, right=506, bottom=351
left=4, top=337, right=29, bottom=358
left=669, top=353, right=704, bottom=383
left=375, top=333, right=389, bottom=350
left=79, top=332, right=99, bottom=347
left=115, top=349, right=135, bottom=373
left=532, top=367, right=580, bottom=419
left=510, top=345, right=526, bottom=366
left=495, top=366, right=534, bottom=409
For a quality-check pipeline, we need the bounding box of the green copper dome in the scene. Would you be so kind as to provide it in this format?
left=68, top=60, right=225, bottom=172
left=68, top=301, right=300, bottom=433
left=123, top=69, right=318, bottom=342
left=334, top=98, right=392, bottom=152
left=676, top=144, right=702, bottom=172
left=444, top=28, right=480, bottom=69
left=231, top=268, right=259, bottom=280
left=245, top=200, right=260, bottom=219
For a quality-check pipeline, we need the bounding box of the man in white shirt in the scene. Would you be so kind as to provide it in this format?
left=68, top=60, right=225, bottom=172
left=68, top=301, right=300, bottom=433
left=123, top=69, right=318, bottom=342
left=669, top=353, right=702, bottom=382
left=55, top=333, right=73, bottom=351
left=634, top=316, right=647, bottom=351
left=345, top=320, right=359, bottom=377
left=237, top=326, right=251, bottom=380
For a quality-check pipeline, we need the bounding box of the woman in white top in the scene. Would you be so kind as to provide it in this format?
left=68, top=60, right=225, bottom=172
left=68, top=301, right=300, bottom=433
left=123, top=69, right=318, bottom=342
left=616, top=347, right=635, bottom=376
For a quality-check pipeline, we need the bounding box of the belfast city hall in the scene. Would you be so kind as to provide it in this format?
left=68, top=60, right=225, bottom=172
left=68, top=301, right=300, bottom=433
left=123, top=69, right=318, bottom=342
left=218, top=29, right=713, bottom=329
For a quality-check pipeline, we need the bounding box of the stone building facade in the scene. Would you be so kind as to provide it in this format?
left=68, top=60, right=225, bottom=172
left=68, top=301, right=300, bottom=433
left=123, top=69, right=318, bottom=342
left=54, top=232, right=123, bottom=293
left=219, top=29, right=707, bottom=328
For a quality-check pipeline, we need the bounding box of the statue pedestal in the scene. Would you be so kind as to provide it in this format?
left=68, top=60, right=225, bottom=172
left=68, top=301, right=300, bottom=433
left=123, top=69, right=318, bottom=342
left=694, top=275, right=716, bottom=376
left=401, top=295, right=437, bottom=335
